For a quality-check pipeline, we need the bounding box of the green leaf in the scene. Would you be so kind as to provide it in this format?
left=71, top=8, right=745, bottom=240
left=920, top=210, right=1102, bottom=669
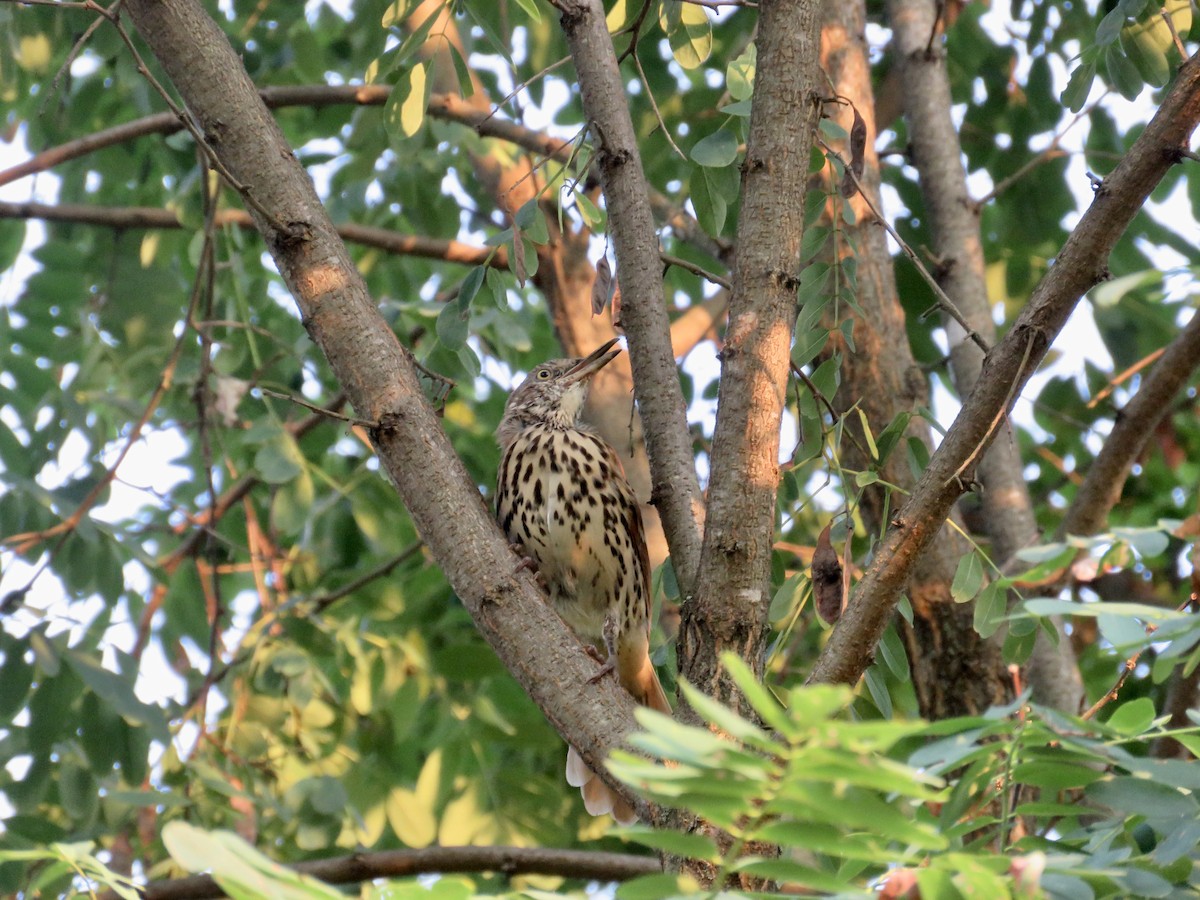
left=254, top=430, right=306, bottom=484
left=617, top=874, right=700, bottom=900
left=1023, top=598, right=1186, bottom=622
left=436, top=295, right=470, bottom=349
left=575, top=191, right=604, bottom=229
left=864, top=666, right=892, bottom=717
left=726, top=43, right=756, bottom=100
left=163, top=822, right=345, bottom=899
left=64, top=650, right=169, bottom=742
left=0, top=636, right=34, bottom=718
left=1061, top=59, right=1097, bottom=112
left=1106, top=696, right=1156, bottom=735
left=513, top=199, right=550, bottom=245
left=679, top=679, right=782, bottom=751
left=1111, top=524, right=1170, bottom=557
left=1087, top=776, right=1199, bottom=819
left=878, top=626, right=910, bottom=680
left=690, top=129, right=738, bottom=167
left=690, top=166, right=727, bottom=236
left=950, top=552, right=984, bottom=603
left=769, top=572, right=805, bottom=623
left=1002, top=616, right=1039, bottom=665
left=447, top=44, right=474, bottom=98
left=1105, top=44, right=1144, bottom=100
left=973, top=581, right=1005, bottom=639
left=619, top=826, right=719, bottom=860
left=0, top=220, right=26, bottom=274
left=512, top=0, right=541, bottom=23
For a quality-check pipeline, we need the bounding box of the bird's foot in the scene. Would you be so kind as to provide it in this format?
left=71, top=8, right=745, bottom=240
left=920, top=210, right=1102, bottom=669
left=510, top=545, right=547, bottom=590
left=587, top=656, right=616, bottom=685
left=585, top=615, right=620, bottom=684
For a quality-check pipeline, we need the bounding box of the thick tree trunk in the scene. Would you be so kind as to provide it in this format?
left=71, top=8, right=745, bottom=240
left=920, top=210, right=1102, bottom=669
left=886, top=0, right=1083, bottom=712
left=815, top=0, right=1010, bottom=716
left=680, top=0, right=824, bottom=712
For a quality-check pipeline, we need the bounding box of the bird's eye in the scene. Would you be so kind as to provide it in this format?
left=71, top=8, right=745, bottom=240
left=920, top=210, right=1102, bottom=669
left=536, top=369, right=551, bottom=380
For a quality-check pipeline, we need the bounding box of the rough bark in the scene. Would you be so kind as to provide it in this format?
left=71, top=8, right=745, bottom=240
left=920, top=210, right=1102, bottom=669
left=808, top=50, right=1200, bottom=688
left=554, top=0, right=707, bottom=595
left=680, top=0, right=823, bottom=707
left=887, top=0, right=1082, bottom=713
left=814, top=0, right=1009, bottom=716
left=122, top=0, right=651, bottom=822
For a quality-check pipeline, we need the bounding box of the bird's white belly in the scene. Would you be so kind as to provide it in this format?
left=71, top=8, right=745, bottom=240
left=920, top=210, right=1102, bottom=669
left=532, top=463, right=612, bottom=644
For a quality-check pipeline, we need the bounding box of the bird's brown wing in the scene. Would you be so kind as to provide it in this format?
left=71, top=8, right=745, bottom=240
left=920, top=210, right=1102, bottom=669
left=599, top=440, right=671, bottom=716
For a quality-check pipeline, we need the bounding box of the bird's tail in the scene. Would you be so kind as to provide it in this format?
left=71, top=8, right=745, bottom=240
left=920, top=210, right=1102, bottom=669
left=566, top=658, right=671, bottom=825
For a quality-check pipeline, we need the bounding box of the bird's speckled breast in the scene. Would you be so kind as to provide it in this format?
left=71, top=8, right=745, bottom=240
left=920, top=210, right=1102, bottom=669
left=496, top=424, right=627, bottom=646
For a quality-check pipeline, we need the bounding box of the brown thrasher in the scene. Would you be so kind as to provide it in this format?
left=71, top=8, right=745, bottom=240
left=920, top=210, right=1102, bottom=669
left=495, top=338, right=671, bottom=824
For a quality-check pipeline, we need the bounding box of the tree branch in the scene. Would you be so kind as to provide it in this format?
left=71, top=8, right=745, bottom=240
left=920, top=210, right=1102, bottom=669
left=0, top=200, right=508, bottom=267
left=99, top=845, right=660, bottom=900
left=1060, top=308, right=1200, bottom=539
left=0, top=82, right=728, bottom=259
left=553, top=0, right=706, bottom=594
left=681, top=0, right=822, bottom=704
left=807, top=51, right=1200, bottom=688
left=122, top=0, right=651, bottom=821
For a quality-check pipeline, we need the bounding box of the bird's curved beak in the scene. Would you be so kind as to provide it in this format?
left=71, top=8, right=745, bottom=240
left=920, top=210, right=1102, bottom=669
left=564, top=337, right=622, bottom=384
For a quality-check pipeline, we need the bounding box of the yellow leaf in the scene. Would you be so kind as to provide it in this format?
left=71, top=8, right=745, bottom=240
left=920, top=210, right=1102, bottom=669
left=139, top=233, right=160, bottom=268
left=384, top=62, right=428, bottom=143
left=17, top=35, right=51, bottom=73
left=386, top=787, right=436, bottom=848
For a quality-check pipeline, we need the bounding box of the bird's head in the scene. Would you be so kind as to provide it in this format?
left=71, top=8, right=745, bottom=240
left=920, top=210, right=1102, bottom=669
left=496, top=338, right=621, bottom=448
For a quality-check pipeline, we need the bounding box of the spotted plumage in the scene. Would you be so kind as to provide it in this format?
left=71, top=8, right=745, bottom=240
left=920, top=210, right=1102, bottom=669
left=496, top=339, right=670, bottom=824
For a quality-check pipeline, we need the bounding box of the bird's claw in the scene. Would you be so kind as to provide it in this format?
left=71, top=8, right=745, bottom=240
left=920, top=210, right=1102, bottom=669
left=585, top=615, right=620, bottom=684
left=587, top=656, right=616, bottom=685
left=510, top=544, right=547, bottom=589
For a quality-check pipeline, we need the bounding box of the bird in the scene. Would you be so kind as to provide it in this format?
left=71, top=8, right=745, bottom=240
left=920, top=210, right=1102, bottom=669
left=495, top=337, right=671, bottom=825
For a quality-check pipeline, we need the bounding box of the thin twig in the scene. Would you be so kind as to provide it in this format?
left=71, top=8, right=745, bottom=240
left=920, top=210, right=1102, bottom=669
left=3, top=265, right=205, bottom=557
left=1087, top=346, right=1165, bottom=409
left=193, top=165, right=225, bottom=732
left=660, top=251, right=731, bottom=289
left=43, top=0, right=118, bottom=109
left=1162, top=8, right=1188, bottom=59
left=819, top=138, right=991, bottom=354
left=632, top=47, right=685, bottom=159
left=975, top=99, right=1101, bottom=208
left=1078, top=596, right=1192, bottom=721
left=478, top=55, right=572, bottom=129
left=948, top=329, right=1035, bottom=486
left=2, top=0, right=95, bottom=7
left=257, top=387, right=374, bottom=427
left=615, top=0, right=655, bottom=62
left=90, top=0, right=295, bottom=237
left=312, top=541, right=424, bottom=614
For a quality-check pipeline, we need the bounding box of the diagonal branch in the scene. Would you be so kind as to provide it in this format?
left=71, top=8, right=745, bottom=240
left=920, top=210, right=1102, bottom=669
left=122, top=0, right=653, bottom=822
left=1060, top=308, right=1200, bottom=539
left=808, top=51, right=1200, bottom=688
